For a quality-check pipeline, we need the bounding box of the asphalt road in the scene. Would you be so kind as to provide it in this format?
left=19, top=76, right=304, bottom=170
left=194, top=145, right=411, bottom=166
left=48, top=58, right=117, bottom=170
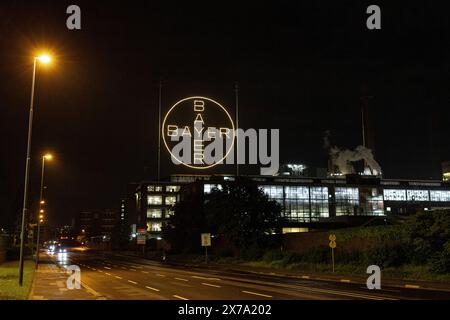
left=46, top=249, right=450, bottom=300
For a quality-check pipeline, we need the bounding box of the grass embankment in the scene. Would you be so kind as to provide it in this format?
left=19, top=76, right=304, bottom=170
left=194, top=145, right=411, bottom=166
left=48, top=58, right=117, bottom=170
left=0, top=260, right=35, bottom=300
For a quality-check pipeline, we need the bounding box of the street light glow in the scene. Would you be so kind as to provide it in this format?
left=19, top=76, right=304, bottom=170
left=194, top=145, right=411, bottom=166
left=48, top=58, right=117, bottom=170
left=44, top=154, right=53, bottom=160
left=36, top=54, right=52, bottom=64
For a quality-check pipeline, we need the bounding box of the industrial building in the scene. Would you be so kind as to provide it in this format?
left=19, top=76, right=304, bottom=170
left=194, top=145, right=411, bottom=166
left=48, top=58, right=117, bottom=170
left=127, top=172, right=450, bottom=239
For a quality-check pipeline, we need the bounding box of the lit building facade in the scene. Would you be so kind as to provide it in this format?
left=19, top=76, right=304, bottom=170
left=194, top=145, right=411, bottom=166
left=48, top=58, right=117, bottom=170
left=127, top=174, right=450, bottom=238
left=443, top=161, right=450, bottom=182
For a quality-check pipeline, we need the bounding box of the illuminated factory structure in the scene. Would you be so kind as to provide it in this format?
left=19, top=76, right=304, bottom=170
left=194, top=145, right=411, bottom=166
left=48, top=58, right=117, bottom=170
left=124, top=171, right=450, bottom=239
left=121, top=95, right=450, bottom=239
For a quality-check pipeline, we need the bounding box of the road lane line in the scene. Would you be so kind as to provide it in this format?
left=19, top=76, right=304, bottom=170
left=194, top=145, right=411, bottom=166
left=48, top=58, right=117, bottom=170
left=104, top=267, right=111, bottom=270
left=129, top=269, right=137, bottom=271
left=301, top=276, right=310, bottom=279
left=142, top=271, right=149, bottom=274
left=405, top=284, right=420, bottom=289
left=145, top=286, right=160, bottom=292
left=192, top=276, right=221, bottom=281
left=156, top=274, right=166, bottom=277
left=115, top=276, right=123, bottom=279
left=201, top=282, right=221, bottom=288
left=173, top=295, right=189, bottom=300
left=128, top=280, right=138, bottom=285
left=340, top=279, right=351, bottom=283
left=242, top=290, right=273, bottom=298
left=174, top=277, right=189, bottom=282
left=105, top=273, right=112, bottom=276
left=98, top=270, right=103, bottom=273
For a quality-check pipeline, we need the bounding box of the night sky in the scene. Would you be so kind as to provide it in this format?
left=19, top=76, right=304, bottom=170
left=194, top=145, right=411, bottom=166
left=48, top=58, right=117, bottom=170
left=1, top=0, right=449, bottom=227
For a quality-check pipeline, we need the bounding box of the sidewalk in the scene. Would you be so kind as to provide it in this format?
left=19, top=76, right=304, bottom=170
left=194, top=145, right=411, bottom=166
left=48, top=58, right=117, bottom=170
left=28, top=255, right=102, bottom=300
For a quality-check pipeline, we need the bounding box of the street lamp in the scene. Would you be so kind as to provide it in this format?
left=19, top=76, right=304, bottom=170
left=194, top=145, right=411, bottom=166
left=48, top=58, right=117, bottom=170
left=35, top=153, right=52, bottom=268
left=18, top=54, right=52, bottom=286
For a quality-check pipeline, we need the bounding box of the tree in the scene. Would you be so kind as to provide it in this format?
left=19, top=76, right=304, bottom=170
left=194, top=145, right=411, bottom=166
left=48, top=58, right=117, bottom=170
left=162, top=189, right=205, bottom=253
left=204, top=178, right=284, bottom=258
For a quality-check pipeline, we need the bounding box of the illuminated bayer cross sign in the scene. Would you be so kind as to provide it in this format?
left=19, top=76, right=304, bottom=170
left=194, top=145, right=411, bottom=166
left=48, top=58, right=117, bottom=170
left=162, top=96, right=235, bottom=169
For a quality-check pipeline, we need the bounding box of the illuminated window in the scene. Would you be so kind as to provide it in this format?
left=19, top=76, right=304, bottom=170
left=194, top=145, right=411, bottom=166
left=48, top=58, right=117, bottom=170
left=311, top=187, right=329, bottom=219
left=384, top=189, right=406, bottom=201
left=147, top=222, right=162, bottom=232
left=204, top=184, right=223, bottom=194
left=147, top=195, right=162, bottom=205
left=335, top=187, right=359, bottom=216
left=284, top=186, right=309, bottom=222
left=166, top=186, right=180, bottom=193
left=430, top=190, right=450, bottom=202
left=361, top=188, right=384, bottom=216
left=147, top=209, right=162, bottom=219
left=282, top=228, right=309, bottom=234
left=165, top=196, right=177, bottom=206
left=147, top=185, right=163, bottom=192
left=407, top=190, right=429, bottom=202
left=261, top=185, right=283, bottom=204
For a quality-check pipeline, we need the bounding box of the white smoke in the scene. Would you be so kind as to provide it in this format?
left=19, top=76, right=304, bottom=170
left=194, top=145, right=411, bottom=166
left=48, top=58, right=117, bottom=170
left=329, top=145, right=381, bottom=176
left=324, top=131, right=382, bottom=176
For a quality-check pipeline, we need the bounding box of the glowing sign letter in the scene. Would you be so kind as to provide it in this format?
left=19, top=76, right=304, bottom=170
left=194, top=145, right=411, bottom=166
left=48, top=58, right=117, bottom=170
left=194, top=100, right=205, bottom=112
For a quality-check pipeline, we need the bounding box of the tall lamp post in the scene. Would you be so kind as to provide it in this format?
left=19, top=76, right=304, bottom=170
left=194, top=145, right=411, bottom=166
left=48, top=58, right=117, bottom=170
left=36, top=154, right=52, bottom=268
left=18, top=54, right=52, bottom=286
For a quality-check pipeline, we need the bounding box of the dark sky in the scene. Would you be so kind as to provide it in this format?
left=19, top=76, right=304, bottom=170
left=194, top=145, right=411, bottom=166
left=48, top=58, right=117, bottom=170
left=1, top=0, right=449, bottom=227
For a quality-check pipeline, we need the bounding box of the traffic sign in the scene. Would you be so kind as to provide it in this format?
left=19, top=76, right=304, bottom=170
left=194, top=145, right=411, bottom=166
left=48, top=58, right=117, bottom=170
left=201, top=233, right=211, bottom=247
left=329, top=234, right=336, bottom=241
left=329, top=241, right=337, bottom=249
left=328, top=234, right=337, bottom=273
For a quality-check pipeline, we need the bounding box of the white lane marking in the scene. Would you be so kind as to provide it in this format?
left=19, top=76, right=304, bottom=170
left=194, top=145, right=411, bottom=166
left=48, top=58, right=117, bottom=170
left=105, top=273, right=112, bottom=276
left=201, top=282, right=221, bottom=288
left=405, top=284, right=420, bottom=289
left=156, top=274, right=166, bottom=277
left=242, top=290, right=273, bottom=298
left=104, top=267, right=111, bottom=270
left=98, top=270, right=103, bottom=273
left=121, top=267, right=127, bottom=270
left=142, top=271, right=149, bottom=274
left=92, top=268, right=97, bottom=271
left=301, top=276, right=310, bottom=279
left=115, top=276, right=123, bottom=279
left=192, top=276, right=221, bottom=281
left=340, top=279, right=351, bottom=283
left=174, top=277, right=189, bottom=282
left=173, top=295, right=189, bottom=300
left=145, top=286, right=160, bottom=292
left=129, top=269, right=137, bottom=272
left=128, top=280, right=138, bottom=285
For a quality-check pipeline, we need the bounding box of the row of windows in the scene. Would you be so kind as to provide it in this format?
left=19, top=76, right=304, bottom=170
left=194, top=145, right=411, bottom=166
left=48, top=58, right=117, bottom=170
left=147, top=185, right=181, bottom=193
left=384, top=189, right=450, bottom=202
left=147, top=195, right=177, bottom=206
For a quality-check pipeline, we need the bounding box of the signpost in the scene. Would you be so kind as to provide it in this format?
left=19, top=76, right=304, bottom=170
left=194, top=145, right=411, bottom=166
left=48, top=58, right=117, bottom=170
left=329, top=234, right=337, bottom=273
left=137, top=228, right=146, bottom=256
left=201, top=233, right=211, bottom=264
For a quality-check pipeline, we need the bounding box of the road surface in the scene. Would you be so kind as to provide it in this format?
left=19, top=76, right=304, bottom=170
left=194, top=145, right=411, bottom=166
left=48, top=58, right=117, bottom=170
left=43, top=249, right=450, bottom=300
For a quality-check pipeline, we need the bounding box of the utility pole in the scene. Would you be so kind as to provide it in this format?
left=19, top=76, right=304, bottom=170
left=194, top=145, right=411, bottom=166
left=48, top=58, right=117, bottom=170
left=157, top=78, right=162, bottom=182
left=235, top=82, right=239, bottom=177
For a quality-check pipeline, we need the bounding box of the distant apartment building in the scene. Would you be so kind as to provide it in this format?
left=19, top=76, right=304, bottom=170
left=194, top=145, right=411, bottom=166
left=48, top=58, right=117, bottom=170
left=78, top=209, right=119, bottom=241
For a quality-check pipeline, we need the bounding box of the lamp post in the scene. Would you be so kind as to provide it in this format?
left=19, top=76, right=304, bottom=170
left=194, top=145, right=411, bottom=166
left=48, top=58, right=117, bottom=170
left=36, top=154, right=52, bottom=268
left=18, top=54, right=52, bottom=286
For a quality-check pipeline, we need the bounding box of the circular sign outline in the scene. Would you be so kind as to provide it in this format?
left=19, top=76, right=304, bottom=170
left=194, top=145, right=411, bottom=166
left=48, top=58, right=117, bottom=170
left=162, top=96, right=236, bottom=170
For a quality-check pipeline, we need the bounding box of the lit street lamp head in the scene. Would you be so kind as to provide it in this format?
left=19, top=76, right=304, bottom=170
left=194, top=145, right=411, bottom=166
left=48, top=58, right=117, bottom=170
left=36, top=54, right=51, bottom=64
left=44, top=154, right=53, bottom=160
